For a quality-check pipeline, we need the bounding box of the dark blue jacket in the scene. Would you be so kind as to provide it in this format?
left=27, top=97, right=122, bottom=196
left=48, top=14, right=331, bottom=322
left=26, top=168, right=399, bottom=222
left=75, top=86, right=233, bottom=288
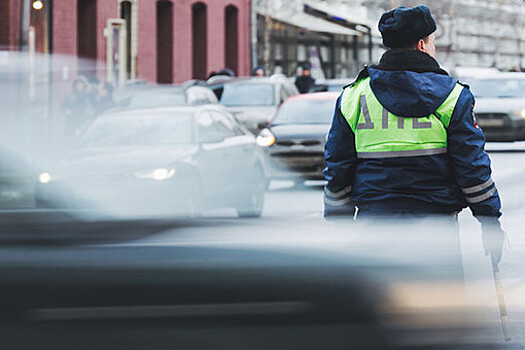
left=323, top=50, right=501, bottom=220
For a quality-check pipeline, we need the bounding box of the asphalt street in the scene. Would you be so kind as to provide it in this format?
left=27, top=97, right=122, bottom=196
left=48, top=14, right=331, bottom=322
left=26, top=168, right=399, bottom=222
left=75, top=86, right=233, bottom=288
left=130, top=141, right=525, bottom=348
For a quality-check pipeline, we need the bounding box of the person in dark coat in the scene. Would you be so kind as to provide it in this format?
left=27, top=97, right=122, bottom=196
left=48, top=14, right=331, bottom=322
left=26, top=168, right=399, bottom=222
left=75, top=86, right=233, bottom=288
left=61, top=78, right=90, bottom=136
left=294, top=63, right=316, bottom=93
left=94, top=82, right=116, bottom=115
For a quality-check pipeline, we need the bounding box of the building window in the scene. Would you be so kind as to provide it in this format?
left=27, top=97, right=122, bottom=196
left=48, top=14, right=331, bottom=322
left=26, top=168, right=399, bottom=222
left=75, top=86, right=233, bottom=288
left=156, top=0, right=173, bottom=84
left=77, top=0, right=97, bottom=60
left=192, top=2, right=207, bottom=79
left=224, top=5, right=238, bottom=75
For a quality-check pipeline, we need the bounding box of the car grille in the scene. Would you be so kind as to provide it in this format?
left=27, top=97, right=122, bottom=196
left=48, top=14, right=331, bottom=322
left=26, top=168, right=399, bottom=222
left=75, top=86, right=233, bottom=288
left=71, top=173, right=130, bottom=183
left=476, top=113, right=509, bottom=129
left=271, top=151, right=324, bottom=158
left=275, top=140, right=322, bottom=147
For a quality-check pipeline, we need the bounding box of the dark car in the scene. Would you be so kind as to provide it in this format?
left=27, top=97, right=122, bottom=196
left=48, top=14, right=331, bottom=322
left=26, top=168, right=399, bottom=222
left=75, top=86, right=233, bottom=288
left=207, top=75, right=299, bottom=134
left=256, top=92, right=338, bottom=184
left=309, top=78, right=349, bottom=93
left=35, top=105, right=266, bottom=218
left=468, top=72, right=525, bottom=141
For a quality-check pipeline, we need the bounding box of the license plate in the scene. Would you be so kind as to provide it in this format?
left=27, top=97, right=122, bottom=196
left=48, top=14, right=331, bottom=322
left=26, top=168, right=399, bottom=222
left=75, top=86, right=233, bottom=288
left=479, top=119, right=504, bottom=127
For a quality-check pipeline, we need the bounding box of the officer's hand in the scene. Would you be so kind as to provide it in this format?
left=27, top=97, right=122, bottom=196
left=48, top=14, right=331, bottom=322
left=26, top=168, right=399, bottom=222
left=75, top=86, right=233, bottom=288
left=480, top=218, right=505, bottom=264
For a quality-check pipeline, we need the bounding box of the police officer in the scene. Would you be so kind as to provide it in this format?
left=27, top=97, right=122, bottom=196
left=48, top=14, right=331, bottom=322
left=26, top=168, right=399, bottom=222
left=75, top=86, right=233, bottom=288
left=323, top=5, right=504, bottom=261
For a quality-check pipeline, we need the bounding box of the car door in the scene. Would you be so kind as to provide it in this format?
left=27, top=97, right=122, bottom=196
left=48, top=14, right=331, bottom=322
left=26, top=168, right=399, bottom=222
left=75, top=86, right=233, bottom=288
left=207, top=110, right=252, bottom=202
left=195, top=111, right=230, bottom=208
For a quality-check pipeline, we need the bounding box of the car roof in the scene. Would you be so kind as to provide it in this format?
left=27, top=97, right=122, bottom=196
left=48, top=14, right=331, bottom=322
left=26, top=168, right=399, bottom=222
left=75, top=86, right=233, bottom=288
left=286, top=92, right=340, bottom=101
left=209, top=76, right=289, bottom=86
left=101, top=104, right=224, bottom=118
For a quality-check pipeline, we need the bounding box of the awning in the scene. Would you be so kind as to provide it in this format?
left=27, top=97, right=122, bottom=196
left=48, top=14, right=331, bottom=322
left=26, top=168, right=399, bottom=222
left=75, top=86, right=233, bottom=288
left=303, top=1, right=381, bottom=37
left=258, top=10, right=361, bottom=36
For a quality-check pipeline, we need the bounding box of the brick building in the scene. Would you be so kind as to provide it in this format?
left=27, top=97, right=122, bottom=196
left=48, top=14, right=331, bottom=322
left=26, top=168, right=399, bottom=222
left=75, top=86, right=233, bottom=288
left=0, top=0, right=252, bottom=83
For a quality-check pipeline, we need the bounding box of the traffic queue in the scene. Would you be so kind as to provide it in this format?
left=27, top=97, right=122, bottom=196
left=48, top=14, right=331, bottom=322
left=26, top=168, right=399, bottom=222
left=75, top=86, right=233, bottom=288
left=33, top=63, right=525, bottom=219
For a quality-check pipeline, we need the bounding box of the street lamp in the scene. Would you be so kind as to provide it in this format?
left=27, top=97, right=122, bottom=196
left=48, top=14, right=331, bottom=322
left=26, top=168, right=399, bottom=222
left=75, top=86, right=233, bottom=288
left=32, top=1, right=43, bottom=11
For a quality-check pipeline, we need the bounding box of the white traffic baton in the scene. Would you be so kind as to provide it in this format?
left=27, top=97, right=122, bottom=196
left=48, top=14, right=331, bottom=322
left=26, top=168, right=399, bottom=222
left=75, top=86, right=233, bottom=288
left=491, top=254, right=511, bottom=342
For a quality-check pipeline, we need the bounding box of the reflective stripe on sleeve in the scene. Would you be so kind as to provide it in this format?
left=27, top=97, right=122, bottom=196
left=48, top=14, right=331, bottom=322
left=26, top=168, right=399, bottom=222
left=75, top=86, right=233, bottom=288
left=465, top=187, right=497, bottom=204
left=324, top=186, right=352, bottom=199
left=357, top=147, right=447, bottom=159
left=324, top=197, right=352, bottom=206
left=461, top=178, right=494, bottom=195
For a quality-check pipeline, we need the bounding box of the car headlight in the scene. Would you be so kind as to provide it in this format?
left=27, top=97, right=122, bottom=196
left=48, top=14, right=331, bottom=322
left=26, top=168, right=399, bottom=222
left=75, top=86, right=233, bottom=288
left=135, top=168, right=176, bottom=181
left=256, top=128, right=276, bottom=147
left=513, top=109, right=525, bottom=119
left=38, top=172, right=52, bottom=184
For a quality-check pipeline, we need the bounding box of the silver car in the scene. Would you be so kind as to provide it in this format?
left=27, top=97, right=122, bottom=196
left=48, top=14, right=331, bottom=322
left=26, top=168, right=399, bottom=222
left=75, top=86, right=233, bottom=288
left=468, top=72, right=525, bottom=142
left=208, top=76, right=299, bottom=134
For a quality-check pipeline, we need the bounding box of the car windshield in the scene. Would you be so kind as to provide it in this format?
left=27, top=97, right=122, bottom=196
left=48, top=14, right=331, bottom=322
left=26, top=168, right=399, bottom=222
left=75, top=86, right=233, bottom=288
left=469, top=78, right=525, bottom=98
left=128, top=91, right=186, bottom=108
left=218, top=83, right=274, bottom=106
left=272, top=99, right=335, bottom=125
left=79, top=113, right=194, bottom=146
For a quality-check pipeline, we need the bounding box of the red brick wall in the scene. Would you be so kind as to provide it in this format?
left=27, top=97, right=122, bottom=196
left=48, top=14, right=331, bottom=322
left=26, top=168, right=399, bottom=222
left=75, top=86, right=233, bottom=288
left=53, top=0, right=77, bottom=55
left=49, top=0, right=251, bottom=83
left=0, top=0, right=22, bottom=50
left=0, top=0, right=11, bottom=48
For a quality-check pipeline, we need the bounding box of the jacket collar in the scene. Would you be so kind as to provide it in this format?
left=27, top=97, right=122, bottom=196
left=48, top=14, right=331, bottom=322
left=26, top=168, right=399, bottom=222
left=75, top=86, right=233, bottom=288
left=348, top=49, right=449, bottom=87
left=372, top=49, right=449, bottom=75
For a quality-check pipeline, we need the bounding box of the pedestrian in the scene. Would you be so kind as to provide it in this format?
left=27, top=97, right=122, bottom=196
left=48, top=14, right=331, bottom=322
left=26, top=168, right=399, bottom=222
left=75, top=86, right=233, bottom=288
left=294, top=62, right=316, bottom=94
left=323, top=5, right=504, bottom=261
left=86, top=76, right=100, bottom=108
left=94, top=82, right=116, bottom=115
left=61, top=77, right=91, bottom=136
left=252, top=66, right=265, bottom=77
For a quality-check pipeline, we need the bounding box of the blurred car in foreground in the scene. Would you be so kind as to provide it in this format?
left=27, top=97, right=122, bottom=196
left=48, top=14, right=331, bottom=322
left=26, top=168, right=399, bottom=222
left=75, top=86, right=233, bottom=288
left=469, top=72, right=525, bottom=141
left=208, top=76, right=299, bottom=134
left=0, top=214, right=498, bottom=350
left=256, top=92, right=338, bottom=183
left=35, top=105, right=266, bottom=218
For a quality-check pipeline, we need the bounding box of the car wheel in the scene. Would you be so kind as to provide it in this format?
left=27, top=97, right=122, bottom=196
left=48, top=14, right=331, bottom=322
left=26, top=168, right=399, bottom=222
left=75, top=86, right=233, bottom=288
left=236, top=173, right=265, bottom=218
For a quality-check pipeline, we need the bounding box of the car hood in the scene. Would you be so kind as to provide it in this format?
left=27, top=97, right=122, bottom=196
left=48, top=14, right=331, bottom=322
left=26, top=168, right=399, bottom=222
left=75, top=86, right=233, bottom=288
left=474, top=97, right=525, bottom=114
left=225, top=106, right=277, bottom=122
left=269, top=124, right=330, bottom=141
left=60, top=145, right=197, bottom=173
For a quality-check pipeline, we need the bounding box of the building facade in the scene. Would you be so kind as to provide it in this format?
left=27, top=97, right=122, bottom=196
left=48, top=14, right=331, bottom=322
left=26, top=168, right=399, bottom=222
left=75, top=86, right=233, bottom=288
left=255, top=0, right=525, bottom=80
left=0, top=0, right=252, bottom=83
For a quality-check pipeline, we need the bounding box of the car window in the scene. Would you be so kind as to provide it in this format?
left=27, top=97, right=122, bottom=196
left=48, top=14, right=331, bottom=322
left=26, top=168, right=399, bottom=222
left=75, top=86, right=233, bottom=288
left=272, top=99, right=336, bottom=125
left=209, top=111, right=241, bottom=137
left=79, top=112, right=194, bottom=146
left=218, top=83, right=275, bottom=106
left=128, top=91, right=186, bottom=108
left=197, top=112, right=225, bottom=143
left=469, top=78, right=525, bottom=98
